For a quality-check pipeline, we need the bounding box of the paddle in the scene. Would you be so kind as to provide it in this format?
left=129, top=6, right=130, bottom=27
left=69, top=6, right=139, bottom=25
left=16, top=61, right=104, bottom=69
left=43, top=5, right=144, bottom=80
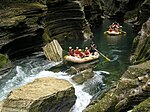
left=92, top=47, right=111, bottom=61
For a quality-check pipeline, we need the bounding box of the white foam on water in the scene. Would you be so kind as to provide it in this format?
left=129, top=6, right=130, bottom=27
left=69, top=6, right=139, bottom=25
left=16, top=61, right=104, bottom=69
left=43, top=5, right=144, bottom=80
left=0, top=60, right=105, bottom=112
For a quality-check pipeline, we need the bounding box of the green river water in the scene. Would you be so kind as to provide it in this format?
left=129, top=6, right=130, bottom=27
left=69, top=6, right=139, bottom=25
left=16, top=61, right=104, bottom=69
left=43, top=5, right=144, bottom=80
left=63, top=19, right=137, bottom=86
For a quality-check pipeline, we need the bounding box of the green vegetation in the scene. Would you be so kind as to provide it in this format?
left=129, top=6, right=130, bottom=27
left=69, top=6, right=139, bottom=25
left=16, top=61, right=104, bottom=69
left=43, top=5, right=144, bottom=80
left=0, top=53, right=9, bottom=68
left=42, top=28, right=52, bottom=43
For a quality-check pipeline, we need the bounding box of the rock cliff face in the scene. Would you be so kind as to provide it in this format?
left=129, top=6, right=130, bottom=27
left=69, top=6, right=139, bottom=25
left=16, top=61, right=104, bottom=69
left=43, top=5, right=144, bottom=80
left=81, top=0, right=104, bottom=25
left=130, top=18, right=150, bottom=64
left=43, top=0, right=92, bottom=43
left=84, top=60, right=150, bottom=112
left=103, top=0, right=145, bottom=18
left=1, top=77, right=76, bottom=112
left=0, top=3, right=47, bottom=58
left=0, top=0, right=92, bottom=59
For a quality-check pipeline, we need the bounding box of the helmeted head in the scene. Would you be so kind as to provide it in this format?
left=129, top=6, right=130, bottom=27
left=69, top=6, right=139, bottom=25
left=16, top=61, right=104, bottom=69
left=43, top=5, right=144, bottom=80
left=69, top=46, right=72, bottom=49
left=85, top=47, right=88, bottom=50
left=76, top=47, right=79, bottom=49
left=78, top=49, right=82, bottom=52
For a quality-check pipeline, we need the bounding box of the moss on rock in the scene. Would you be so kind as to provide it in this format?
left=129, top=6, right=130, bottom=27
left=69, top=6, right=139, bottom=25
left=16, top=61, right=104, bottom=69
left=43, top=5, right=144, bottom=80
left=0, top=53, right=9, bottom=68
left=132, top=97, right=150, bottom=112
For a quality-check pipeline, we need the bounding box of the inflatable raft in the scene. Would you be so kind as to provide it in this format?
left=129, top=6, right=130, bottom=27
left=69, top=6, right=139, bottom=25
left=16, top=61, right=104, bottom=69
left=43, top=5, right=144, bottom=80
left=64, top=52, right=100, bottom=63
left=104, top=30, right=126, bottom=35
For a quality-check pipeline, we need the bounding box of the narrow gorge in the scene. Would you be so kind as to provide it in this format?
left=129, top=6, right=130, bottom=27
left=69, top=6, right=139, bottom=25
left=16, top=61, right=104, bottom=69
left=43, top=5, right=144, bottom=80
left=0, top=0, right=150, bottom=112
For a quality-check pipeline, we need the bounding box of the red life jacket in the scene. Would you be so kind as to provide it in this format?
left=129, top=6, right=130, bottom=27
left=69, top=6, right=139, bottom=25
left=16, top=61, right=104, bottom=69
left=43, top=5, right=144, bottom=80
left=79, top=52, right=84, bottom=58
left=85, top=50, right=90, bottom=56
left=74, top=49, right=79, bottom=54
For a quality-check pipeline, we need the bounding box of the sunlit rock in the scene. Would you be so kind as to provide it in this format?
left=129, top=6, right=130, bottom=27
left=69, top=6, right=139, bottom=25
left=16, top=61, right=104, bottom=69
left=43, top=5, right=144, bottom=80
left=43, top=40, right=63, bottom=62
left=1, top=77, right=76, bottom=112
left=0, top=101, right=4, bottom=112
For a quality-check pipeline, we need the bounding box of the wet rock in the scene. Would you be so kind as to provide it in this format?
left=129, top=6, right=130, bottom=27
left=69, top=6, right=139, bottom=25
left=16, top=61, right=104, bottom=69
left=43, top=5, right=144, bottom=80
left=72, top=68, right=94, bottom=84
left=1, top=77, right=76, bottom=112
left=84, top=60, right=150, bottom=112
left=66, top=66, right=78, bottom=75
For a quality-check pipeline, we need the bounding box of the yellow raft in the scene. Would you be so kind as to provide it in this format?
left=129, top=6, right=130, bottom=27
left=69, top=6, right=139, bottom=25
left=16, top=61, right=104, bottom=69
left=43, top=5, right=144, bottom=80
left=64, top=52, right=100, bottom=63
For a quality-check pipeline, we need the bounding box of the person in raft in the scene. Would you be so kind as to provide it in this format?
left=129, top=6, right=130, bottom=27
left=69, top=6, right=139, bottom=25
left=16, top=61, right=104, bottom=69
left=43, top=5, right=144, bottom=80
left=89, top=42, right=97, bottom=55
left=84, top=47, right=90, bottom=57
left=68, top=46, right=74, bottom=56
left=78, top=49, right=84, bottom=58
left=74, top=47, right=80, bottom=56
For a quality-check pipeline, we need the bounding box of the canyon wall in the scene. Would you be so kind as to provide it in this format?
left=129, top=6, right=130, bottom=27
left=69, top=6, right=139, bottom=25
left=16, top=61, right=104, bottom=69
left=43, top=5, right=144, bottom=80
left=0, top=0, right=92, bottom=59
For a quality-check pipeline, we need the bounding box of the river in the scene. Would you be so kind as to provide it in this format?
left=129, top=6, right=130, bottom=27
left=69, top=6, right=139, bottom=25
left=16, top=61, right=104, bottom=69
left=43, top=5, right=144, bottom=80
left=0, top=19, right=137, bottom=112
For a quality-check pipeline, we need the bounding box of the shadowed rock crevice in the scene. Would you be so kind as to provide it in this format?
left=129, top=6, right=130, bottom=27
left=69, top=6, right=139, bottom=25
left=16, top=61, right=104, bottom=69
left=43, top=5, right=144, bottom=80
left=0, top=3, right=47, bottom=59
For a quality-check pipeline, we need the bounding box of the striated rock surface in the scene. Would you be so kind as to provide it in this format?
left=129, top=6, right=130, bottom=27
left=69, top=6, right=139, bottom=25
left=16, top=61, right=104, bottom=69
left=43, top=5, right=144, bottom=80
left=84, top=60, right=150, bottom=112
left=1, top=77, right=76, bottom=112
left=130, top=18, right=150, bottom=64
left=43, top=39, right=63, bottom=62
left=0, top=0, right=93, bottom=59
left=0, top=3, right=47, bottom=58
left=43, top=0, right=92, bottom=43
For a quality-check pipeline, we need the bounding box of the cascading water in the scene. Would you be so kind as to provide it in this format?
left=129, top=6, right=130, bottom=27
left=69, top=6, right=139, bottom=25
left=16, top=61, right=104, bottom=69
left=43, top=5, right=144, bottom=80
left=0, top=54, right=106, bottom=112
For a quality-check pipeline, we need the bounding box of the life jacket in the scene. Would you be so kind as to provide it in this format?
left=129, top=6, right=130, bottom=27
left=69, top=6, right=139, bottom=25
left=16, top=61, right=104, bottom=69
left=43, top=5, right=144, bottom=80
left=79, top=52, right=84, bottom=58
left=85, top=49, right=90, bottom=56
left=69, top=49, right=74, bottom=56
left=74, top=49, right=79, bottom=54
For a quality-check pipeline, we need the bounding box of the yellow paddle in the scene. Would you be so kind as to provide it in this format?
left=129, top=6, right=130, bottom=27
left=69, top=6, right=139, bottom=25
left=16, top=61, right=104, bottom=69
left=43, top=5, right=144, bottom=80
left=93, top=47, right=111, bottom=61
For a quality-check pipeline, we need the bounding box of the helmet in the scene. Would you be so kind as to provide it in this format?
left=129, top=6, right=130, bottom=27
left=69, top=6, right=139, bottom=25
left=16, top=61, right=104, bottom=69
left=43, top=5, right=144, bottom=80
left=85, top=47, right=88, bottom=49
left=69, top=46, right=72, bottom=49
left=78, top=49, right=82, bottom=51
left=76, top=47, right=79, bottom=49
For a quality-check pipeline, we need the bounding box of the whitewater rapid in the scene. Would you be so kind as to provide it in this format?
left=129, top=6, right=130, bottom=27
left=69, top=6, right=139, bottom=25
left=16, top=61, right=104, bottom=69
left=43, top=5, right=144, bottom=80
left=0, top=56, right=106, bottom=112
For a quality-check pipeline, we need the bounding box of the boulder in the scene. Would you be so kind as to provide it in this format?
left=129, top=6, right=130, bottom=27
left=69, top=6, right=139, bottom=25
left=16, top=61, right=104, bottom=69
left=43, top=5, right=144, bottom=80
left=1, top=77, right=76, bottom=112
left=43, top=39, right=63, bottom=62
left=72, top=68, right=94, bottom=84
